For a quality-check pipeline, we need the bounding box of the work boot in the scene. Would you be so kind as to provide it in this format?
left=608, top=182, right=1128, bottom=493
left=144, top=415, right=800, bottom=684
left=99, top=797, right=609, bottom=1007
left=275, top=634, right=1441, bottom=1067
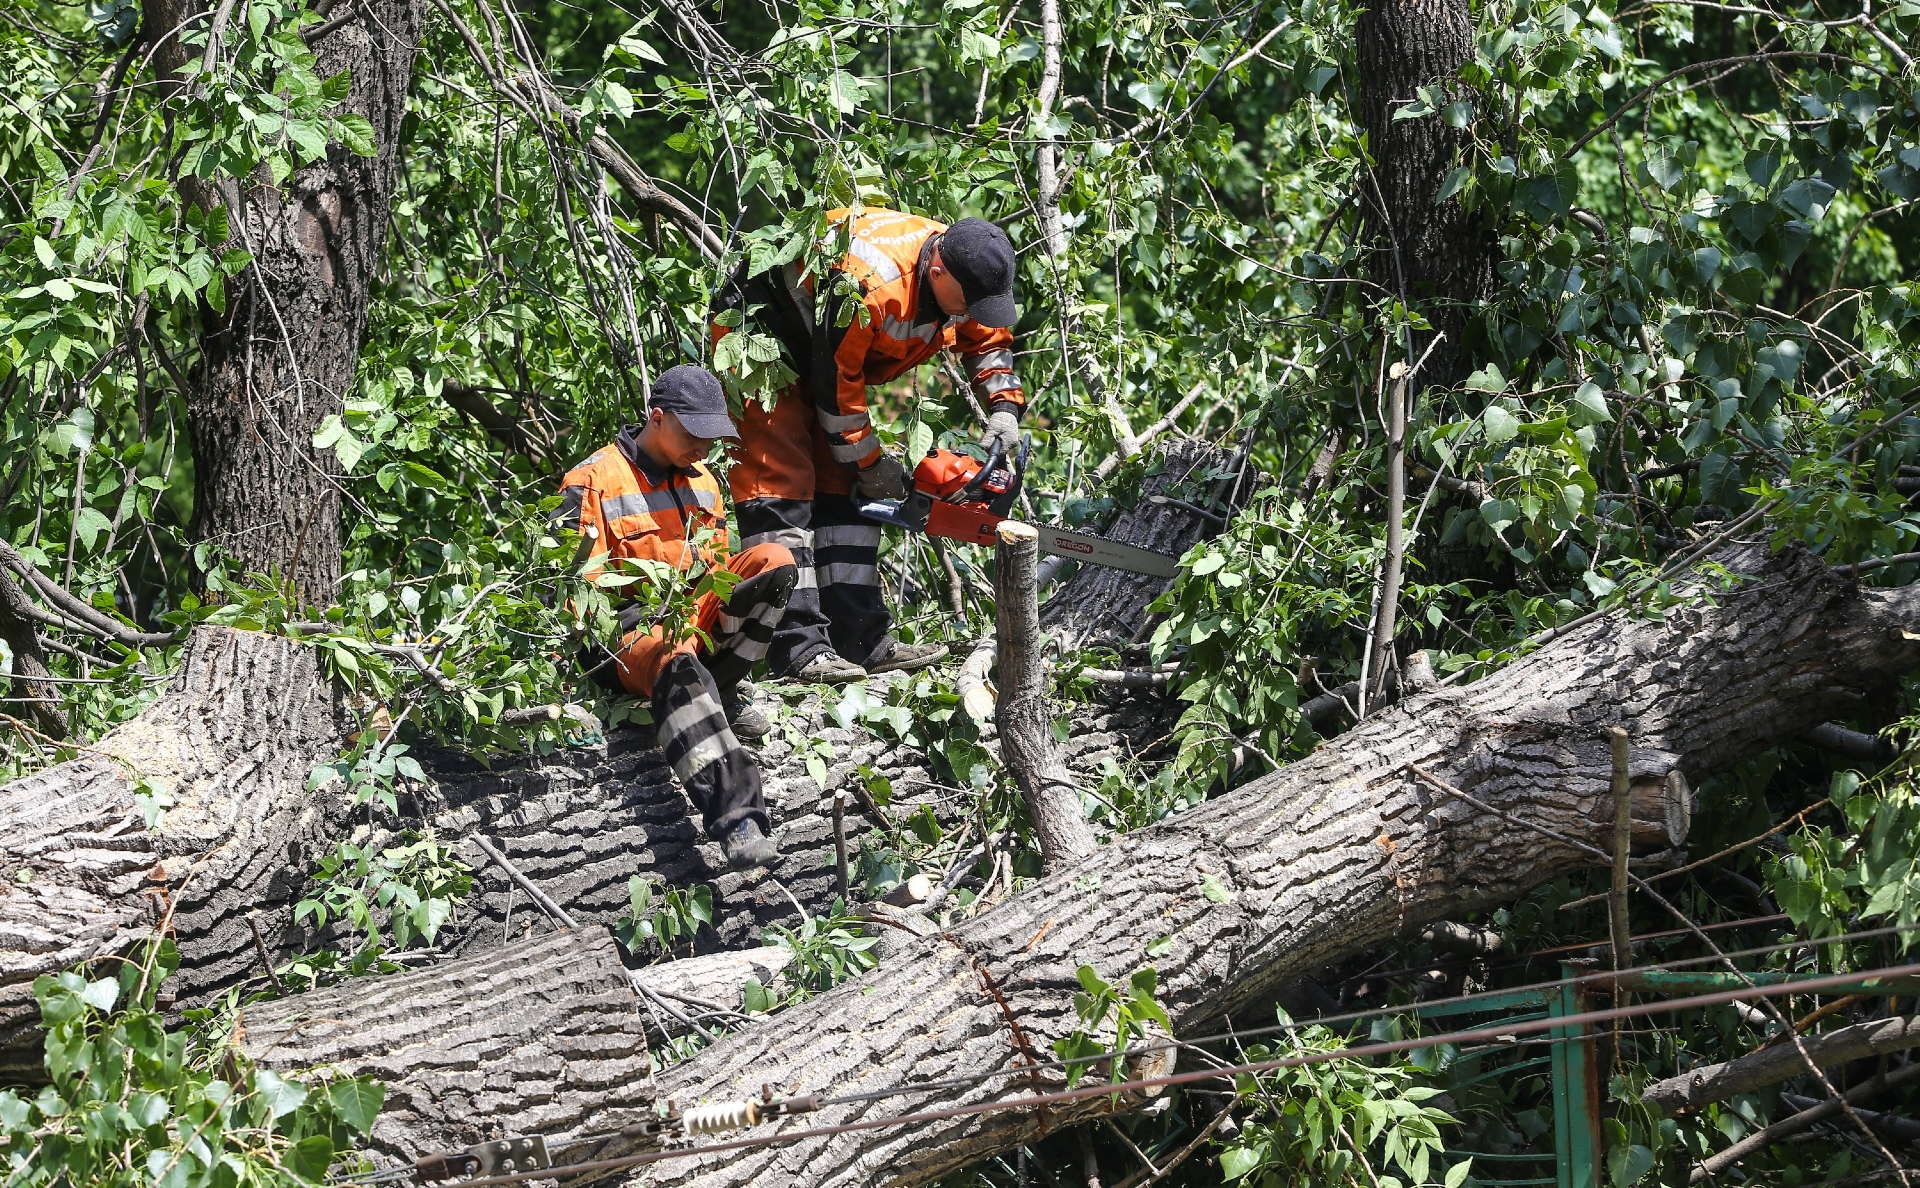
left=866, top=638, right=950, bottom=675
left=721, top=684, right=772, bottom=742
left=722, top=818, right=781, bottom=870
left=793, top=649, right=868, bottom=684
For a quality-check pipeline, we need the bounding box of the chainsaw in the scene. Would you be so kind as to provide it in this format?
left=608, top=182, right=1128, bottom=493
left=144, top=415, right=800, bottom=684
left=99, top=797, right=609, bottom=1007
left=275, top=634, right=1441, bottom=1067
left=857, top=442, right=1182, bottom=578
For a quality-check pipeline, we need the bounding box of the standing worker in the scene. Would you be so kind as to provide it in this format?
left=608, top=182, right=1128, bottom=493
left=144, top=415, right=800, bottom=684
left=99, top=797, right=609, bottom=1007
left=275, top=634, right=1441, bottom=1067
left=557, top=365, right=795, bottom=870
left=717, top=208, right=1025, bottom=683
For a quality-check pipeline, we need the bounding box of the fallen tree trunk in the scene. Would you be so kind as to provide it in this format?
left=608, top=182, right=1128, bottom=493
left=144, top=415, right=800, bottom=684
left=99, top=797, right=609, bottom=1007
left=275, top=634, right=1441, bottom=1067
left=601, top=547, right=1920, bottom=1186
left=241, top=926, right=657, bottom=1163
left=1039, top=438, right=1249, bottom=652
left=0, top=628, right=345, bottom=1080
left=1644, top=1014, right=1920, bottom=1115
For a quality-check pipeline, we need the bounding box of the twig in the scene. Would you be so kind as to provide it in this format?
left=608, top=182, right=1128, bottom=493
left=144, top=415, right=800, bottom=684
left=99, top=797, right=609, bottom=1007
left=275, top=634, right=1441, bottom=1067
left=832, top=790, right=850, bottom=903
left=466, top=834, right=579, bottom=929
left=246, top=913, right=285, bottom=993
left=1609, top=725, right=1633, bottom=972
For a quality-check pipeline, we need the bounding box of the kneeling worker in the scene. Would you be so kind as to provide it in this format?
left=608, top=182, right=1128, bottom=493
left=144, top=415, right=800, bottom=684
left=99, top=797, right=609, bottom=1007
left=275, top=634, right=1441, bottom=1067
left=557, top=365, right=796, bottom=870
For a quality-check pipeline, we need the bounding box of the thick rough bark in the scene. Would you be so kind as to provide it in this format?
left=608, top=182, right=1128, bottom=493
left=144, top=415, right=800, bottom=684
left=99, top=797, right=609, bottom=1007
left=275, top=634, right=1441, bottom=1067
left=1039, top=439, right=1249, bottom=652
left=241, top=927, right=657, bottom=1163
left=1355, top=0, right=1497, bottom=388
left=1644, top=1015, right=1920, bottom=1115
left=608, top=549, right=1920, bottom=1187
left=415, top=682, right=1168, bottom=958
left=144, top=0, right=423, bottom=604
left=0, top=628, right=344, bottom=1080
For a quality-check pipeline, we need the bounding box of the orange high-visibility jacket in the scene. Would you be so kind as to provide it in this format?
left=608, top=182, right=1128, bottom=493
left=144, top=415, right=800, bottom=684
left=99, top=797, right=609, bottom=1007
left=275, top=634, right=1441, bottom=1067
left=556, top=425, right=729, bottom=575
left=784, top=208, right=1025, bottom=468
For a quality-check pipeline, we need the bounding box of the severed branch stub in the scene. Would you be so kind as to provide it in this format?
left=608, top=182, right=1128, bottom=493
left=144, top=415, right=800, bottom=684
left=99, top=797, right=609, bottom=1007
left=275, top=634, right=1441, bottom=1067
left=994, top=520, right=1096, bottom=869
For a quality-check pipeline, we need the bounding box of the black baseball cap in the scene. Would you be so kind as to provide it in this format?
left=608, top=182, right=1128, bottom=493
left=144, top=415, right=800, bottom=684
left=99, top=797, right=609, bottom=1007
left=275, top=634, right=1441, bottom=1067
left=650, top=364, right=738, bottom=440
left=938, top=218, right=1018, bottom=328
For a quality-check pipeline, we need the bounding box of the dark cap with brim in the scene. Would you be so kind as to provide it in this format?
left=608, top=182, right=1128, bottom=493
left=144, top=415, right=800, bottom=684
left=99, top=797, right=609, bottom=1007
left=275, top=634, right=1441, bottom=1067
left=651, top=364, right=739, bottom=440
left=940, top=218, right=1018, bottom=328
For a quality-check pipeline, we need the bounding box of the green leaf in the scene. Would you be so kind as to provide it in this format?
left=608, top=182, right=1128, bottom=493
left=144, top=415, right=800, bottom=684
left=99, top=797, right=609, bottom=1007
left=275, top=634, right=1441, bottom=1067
left=288, top=1134, right=334, bottom=1182
left=1646, top=152, right=1686, bottom=191
left=1219, top=1143, right=1266, bottom=1180
left=1571, top=381, right=1612, bottom=426
left=254, top=1069, right=309, bottom=1119
left=79, top=978, right=119, bottom=1011
left=1200, top=872, right=1232, bottom=903
left=326, top=1078, right=385, bottom=1134
left=1445, top=1160, right=1474, bottom=1188
left=1435, top=166, right=1471, bottom=206
left=1126, top=80, right=1167, bottom=111
left=335, top=114, right=377, bottom=157
left=73, top=506, right=114, bottom=552
left=287, top=119, right=331, bottom=162
left=1465, top=363, right=1506, bottom=393
left=1483, top=404, right=1520, bottom=443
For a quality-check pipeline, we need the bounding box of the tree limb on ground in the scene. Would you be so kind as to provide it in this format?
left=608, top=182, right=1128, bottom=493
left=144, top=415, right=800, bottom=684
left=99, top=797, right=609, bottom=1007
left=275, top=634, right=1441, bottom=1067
left=1646, top=1014, right=1920, bottom=1116
left=1689, top=1061, right=1920, bottom=1182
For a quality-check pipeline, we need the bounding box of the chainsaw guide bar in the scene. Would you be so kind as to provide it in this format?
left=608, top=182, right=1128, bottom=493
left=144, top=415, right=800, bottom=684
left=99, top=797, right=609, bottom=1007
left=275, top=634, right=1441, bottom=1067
left=857, top=444, right=1182, bottom=579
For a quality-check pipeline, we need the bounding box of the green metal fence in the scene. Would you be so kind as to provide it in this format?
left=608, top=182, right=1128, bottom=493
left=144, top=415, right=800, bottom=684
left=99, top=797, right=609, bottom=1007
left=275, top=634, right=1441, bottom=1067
left=1405, top=963, right=1920, bottom=1188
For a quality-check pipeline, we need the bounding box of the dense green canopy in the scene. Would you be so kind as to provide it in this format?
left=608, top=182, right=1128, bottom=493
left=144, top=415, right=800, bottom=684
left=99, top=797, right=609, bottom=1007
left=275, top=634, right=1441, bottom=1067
left=2, top=0, right=1918, bottom=1178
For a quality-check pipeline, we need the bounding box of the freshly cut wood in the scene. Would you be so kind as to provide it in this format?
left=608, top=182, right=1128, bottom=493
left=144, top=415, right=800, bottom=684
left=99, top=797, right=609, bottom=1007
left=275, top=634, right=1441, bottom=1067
left=1643, top=1014, right=1920, bottom=1115
left=606, top=548, right=1920, bottom=1187
left=1039, top=439, right=1248, bottom=652
left=242, top=927, right=656, bottom=1164
left=995, top=521, right=1095, bottom=869
left=0, top=628, right=345, bottom=1080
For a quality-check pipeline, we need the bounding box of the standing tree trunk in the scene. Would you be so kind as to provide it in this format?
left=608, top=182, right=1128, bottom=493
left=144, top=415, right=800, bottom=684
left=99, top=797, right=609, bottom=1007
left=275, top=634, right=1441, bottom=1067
left=144, top=0, right=424, bottom=604
left=0, top=628, right=344, bottom=1081
left=1355, top=0, right=1496, bottom=389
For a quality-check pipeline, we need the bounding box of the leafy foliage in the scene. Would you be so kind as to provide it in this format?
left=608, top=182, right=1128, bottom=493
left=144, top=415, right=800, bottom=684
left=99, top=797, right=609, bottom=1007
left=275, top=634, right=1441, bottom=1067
left=1220, top=1013, right=1463, bottom=1188
left=613, top=875, right=715, bottom=960
left=283, top=832, right=473, bottom=990
left=0, top=940, right=384, bottom=1188
left=1051, top=964, right=1171, bottom=1090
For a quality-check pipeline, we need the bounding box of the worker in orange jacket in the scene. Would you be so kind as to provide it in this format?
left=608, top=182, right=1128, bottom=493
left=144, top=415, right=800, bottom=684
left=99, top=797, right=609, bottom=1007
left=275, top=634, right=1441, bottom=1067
left=715, top=209, right=1024, bottom=684
left=558, top=365, right=795, bottom=870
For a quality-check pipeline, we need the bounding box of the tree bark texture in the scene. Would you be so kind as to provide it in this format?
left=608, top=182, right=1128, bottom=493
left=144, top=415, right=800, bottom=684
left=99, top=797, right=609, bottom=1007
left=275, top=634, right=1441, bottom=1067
left=413, top=683, right=1168, bottom=960
left=0, top=568, right=68, bottom=740
left=1643, top=1014, right=1920, bottom=1115
left=1355, top=0, right=1497, bottom=389
left=1039, top=439, right=1251, bottom=652
left=240, top=926, right=658, bottom=1163
left=994, top=522, right=1096, bottom=869
left=0, top=628, right=344, bottom=1080
left=609, top=548, right=1920, bottom=1187
left=144, top=0, right=424, bottom=604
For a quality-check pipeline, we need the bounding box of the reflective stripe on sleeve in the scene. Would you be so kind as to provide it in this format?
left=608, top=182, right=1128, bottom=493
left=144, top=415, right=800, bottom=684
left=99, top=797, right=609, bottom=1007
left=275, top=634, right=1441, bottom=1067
left=848, top=237, right=903, bottom=283
left=963, top=348, right=1015, bottom=374
left=817, top=409, right=872, bottom=434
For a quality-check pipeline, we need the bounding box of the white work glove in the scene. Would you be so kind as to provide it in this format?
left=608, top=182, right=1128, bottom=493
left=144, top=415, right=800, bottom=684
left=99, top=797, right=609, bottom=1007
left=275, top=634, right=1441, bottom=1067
left=856, top=453, right=910, bottom=501
left=980, top=405, right=1021, bottom=454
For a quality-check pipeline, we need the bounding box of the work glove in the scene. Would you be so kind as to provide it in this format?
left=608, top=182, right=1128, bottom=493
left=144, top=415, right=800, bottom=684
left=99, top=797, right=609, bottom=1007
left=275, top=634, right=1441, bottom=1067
left=979, top=403, right=1021, bottom=455
left=856, top=453, right=910, bottom=501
